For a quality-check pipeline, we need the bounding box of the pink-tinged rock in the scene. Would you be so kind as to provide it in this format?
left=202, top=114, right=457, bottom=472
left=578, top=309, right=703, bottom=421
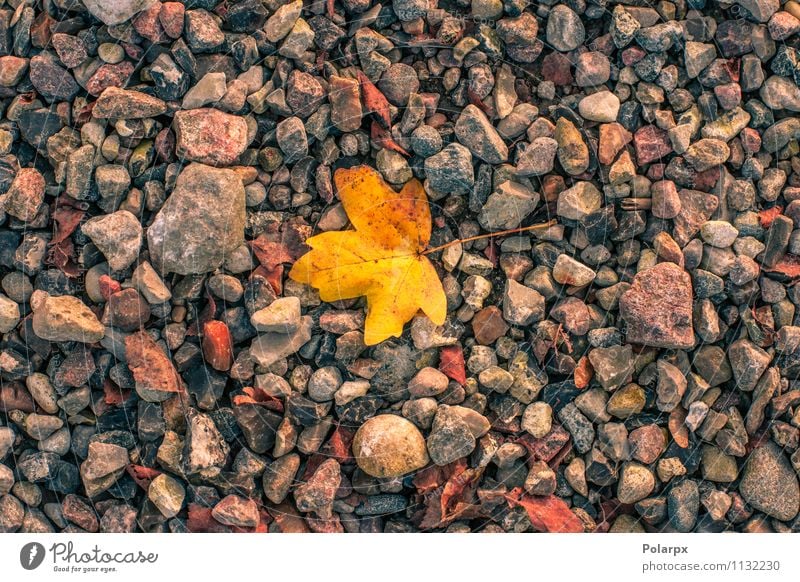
left=159, top=2, right=185, bottom=39
left=741, top=127, right=762, bottom=154
left=768, top=11, right=800, bottom=41
left=133, top=3, right=168, bottom=43
left=173, top=108, right=249, bottom=166
left=672, top=189, right=720, bottom=246
left=85, top=62, right=135, bottom=96
left=541, top=52, right=573, bottom=86
left=3, top=167, right=45, bottom=222
left=621, top=46, right=646, bottom=66
left=634, top=125, right=672, bottom=165
left=598, top=122, right=632, bottom=165
left=620, top=262, right=695, bottom=350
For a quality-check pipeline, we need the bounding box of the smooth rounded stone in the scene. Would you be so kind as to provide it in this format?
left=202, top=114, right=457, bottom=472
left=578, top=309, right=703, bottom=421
left=760, top=75, right=800, bottom=112
left=0, top=427, right=13, bottom=460
left=82, top=0, right=157, bottom=25
left=377, top=63, right=419, bottom=107
left=334, top=380, right=370, bottom=406
left=546, top=5, right=585, bottom=52
left=668, top=479, right=699, bottom=532
left=555, top=117, right=590, bottom=175
left=578, top=91, right=620, bottom=122
left=701, top=445, right=738, bottom=483
left=552, top=254, right=596, bottom=287
left=478, top=181, right=539, bottom=231
left=352, top=415, right=429, bottom=478
left=182, top=72, right=227, bottom=109
left=97, top=43, right=125, bottom=64
left=307, top=366, right=343, bottom=402
left=376, top=150, right=412, bottom=184
left=619, top=263, right=694, bottom=350
left=92, top=87, right=167, bottom=119
left=454, top=104, right=508, bottom=164
left=30, top=292, right=104, bottom=343
left=516, top=137, right=557, bottom=177
left=557, top=181, right=603, bottom=221
left=81, top=210, right=142, bottom=272
left=0, top=293, right=20, bottom=333
left=424, top=143, right=474, bottom=194
left=739, top=442, right=799, bottom=521
left=147, top=163, right=245, bottom=275
left=410, top=125, right=443, bottom=157
left=148, top=473, right=185, bottom=518
left=427, top=406, right=477, bottom=465
left=409, top=367, right=449, bottom=397
left=173, top=109, right=249, bottom=166
left=207, top=274, right=243, bottom=303
left=250, top=316, right=313, bottom=368
left=130, top=262, right=171, bottom=305
left=521, top=401, right=553, bottom=438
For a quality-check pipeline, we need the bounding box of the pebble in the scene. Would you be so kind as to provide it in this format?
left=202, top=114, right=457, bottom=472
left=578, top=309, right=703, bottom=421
left=455, top=105, right=508, bottom=164
left=478, top=181, right=539, bottom=231
left=147, top=163, right=245, bottom=275
left=578, top=91, right=620, bottom=123
left=619, top=263, right=694, bottom=349
left=31, top=292, right=104, bottom=343
left=81, top=211, right=142, bottom=272
left=546, top=5, right=585, bottom=52
left=352, top=415, right=429, bottom=478
left=148, top=474, right=185, bottom=518
left=173, top=109, right=249, bottom=166
left=739, top=443, right=799, bottom=520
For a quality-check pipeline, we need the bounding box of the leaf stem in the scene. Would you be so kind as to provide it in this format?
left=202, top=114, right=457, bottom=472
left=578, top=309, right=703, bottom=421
left=421, top=219, right=558, bottom=256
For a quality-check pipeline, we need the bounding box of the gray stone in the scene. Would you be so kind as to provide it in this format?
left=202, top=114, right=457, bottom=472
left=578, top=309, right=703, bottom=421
left=739, top=443, right=799, bottom=521
left=82, top=211, right=142, bottom=272
left=455, top=104, right=508, bottom=164
left=478, top=181, right=539, bottom=231
left=147, top=163, right=245, bottom=275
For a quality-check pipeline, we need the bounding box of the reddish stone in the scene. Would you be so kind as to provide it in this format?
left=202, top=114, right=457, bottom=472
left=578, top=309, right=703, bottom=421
left=173, top=108, right=249, bottom=166
left=51, top=33, right=87, bottom=68
left=62, top=494, right=98, bottom=532
left=769, top=11, right=800, bottom=41
left=646, top=163, right=665, bottom=180
left=133, top=3, right=168, bottom=43
left=741, top=127, right=761, bottom=154
left=294, top=458, right=341, bottom=519
left=30, top=11, right=54, bottom=49
left=98, top=275, right=122, bottom=301
left=650, top=180, right=681, bottom=219
left=541, top=174, right=565, bottom=202
left=633, top=125, right=672, bottom=165
left=598, top=122, right=632, bottom=165
left=4, top=167, right=45, bottom=222
left=0, top=382, right=36, bottom=413
left=160, top=2, right=186, bottom=38
left=85, top=62, right=135, bottom=96
left=202, top=320, right=233, bottom=371
left=629, top=424, right=667, bottom=464
left=619, top=262, right=695, bottom=349
left=211, top=495, right=260, bottom=528
left=550, top=297, right=593, bottom=336
left=154, top=128, right=175, bottom=162
left=714, top=82, right=741, bottom=110
left=54, top=344, right=96, bottom=389
left=621, top=46, right=646, bottom=66
left=472, top=306, right=508, bottom=345
left=541, top=52, right=573, bottom=86
left=673, top=188, right=720, bottom=246
left=106, top=288, right=151, bottom=332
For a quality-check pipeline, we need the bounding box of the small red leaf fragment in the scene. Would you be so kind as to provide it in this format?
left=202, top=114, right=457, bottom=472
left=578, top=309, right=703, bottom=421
left=439, top=345, right=466, bottom=385
left=358, top=71, right=391, bottom=128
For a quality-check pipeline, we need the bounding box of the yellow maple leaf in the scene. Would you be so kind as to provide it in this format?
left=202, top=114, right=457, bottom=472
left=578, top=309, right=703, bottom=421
left=289, top=165, right=447, bottom=345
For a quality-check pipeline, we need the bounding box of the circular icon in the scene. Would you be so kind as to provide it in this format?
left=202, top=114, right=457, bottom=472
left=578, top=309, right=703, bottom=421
left=20, top=542, right=46, bottom=570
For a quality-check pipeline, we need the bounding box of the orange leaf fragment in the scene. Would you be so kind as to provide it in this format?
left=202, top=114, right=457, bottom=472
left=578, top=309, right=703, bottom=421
left=505, top=488, right=584, bottom=533
left=358, top=71, right=391, bottom=128
left=289, top=166, right=447, bottom=345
